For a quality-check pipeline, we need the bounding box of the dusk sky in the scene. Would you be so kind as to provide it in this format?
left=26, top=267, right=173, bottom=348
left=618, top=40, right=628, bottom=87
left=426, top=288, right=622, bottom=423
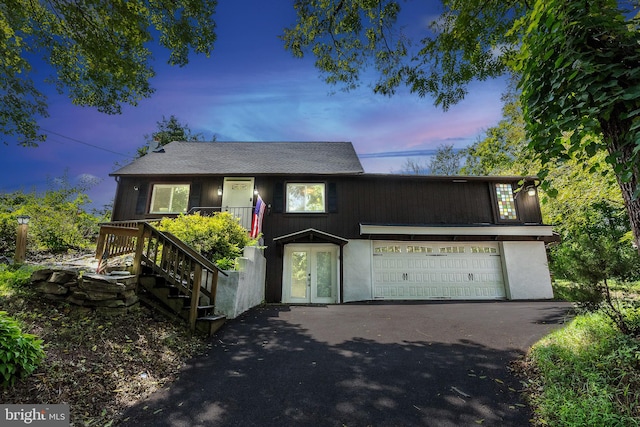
left=1, top=1, right=507, bottom=210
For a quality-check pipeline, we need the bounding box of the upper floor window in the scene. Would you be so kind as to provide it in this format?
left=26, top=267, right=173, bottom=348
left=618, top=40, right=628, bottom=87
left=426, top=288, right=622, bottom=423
left=495, top=183, right=518, bottom=220
left=149, top=184, right=190, bottom=214
left=286, top=183, right=325, bottom=213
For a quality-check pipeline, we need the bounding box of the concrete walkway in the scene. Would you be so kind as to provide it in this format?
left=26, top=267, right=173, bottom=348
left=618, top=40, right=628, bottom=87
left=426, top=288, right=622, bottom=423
left=119, top=301, right=573, bottom=427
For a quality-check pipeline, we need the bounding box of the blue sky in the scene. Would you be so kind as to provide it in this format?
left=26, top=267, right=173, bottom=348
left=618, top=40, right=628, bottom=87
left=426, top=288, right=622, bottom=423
left=0, top=1, right=506, bottom=210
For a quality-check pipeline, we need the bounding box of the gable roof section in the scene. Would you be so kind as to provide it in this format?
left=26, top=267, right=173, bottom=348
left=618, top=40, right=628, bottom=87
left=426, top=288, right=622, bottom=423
left=112, top=141, right=364, bottom=176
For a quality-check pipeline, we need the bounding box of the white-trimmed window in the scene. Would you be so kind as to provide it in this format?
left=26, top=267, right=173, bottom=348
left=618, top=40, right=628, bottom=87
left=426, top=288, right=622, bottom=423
left=149, top=184, right=190, bottom=214
left=495, top=183, right=518, bottom=220
left=286, top=183, right=326, bottom=213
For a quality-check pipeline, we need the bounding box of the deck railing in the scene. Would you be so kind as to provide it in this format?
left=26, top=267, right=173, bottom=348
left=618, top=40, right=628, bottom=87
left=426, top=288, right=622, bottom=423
left=188, top=206, right=254, bottom=230
left=96, top=220, right=227, bottom=332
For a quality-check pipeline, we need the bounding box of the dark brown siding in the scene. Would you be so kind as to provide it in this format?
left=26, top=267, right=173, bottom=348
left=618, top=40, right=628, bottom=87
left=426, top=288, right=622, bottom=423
left=111, top=174, right=546, bottom=302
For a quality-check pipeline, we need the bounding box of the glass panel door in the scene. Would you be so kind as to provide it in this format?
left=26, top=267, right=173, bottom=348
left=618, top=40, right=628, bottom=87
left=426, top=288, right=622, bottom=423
left=290, top=251, right=309, bottom=300
left=283, top=244, right=338, bottom=303
left=314, top=250, right=333, bottom=300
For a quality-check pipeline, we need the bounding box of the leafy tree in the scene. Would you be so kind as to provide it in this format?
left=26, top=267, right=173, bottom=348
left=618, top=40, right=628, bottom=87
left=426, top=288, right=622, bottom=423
left=462, top=81, right=532, bottom=176
left=1, top=0, right=217, bottom=146
left=427, top=144, right=463, bottom=175
left=136, top=115, right=208, bottom=157
left=398, top=158, right=427, bottom=175
left=467, top=85, right=640, bottom=334
left=399, top=145, right=462, bottom=175
left=516, top=0, right=640, bottom=252
left=283, top=0, right=640, bottom=251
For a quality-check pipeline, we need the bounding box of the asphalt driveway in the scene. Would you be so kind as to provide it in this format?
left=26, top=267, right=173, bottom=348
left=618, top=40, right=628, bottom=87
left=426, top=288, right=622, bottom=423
left=119, top=301, right=573, bottom=427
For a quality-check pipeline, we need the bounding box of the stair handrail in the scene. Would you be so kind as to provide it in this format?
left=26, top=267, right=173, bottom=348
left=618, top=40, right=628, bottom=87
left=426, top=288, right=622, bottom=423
left=96, top=220, right=228, bottom=333
left=160, top=230, right=228, bottom=278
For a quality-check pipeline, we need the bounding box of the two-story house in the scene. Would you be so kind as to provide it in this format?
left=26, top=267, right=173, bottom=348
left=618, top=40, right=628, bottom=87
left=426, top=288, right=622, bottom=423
left=110, top=141, right=557, bottom=304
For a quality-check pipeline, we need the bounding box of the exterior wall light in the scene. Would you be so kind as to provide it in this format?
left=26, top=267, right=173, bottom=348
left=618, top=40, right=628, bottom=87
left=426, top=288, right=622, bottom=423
left=254, top=187, right=259, bottom=196
left=217, top=186, right=223, bottom=196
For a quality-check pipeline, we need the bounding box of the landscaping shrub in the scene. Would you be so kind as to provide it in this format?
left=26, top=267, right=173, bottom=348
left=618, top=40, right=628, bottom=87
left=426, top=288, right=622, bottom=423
left=0, top=174, right=106, bottom=256
left=158, top=212, right=258, bottom=269
left=0, top=311, right=45, bottom=387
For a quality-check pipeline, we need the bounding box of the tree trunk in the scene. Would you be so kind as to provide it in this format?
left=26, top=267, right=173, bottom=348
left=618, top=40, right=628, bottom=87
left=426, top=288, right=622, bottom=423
left=605, top=129, right=640, bottom=256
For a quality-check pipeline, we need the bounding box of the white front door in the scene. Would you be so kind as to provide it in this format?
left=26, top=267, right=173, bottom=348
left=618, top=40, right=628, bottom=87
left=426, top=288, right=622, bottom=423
left=283, top=244, right=339, bottom=303
left=221, top=177, right=254, bottom=229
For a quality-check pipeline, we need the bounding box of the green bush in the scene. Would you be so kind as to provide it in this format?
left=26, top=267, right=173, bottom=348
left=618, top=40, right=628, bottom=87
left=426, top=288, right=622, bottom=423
left=158, top=212, right=257, bottom=269
left=549, top=202, right=640, bottom=286
left=0, top=174, right=107, bottom=255
left=0, top=311, right=45, bottom=387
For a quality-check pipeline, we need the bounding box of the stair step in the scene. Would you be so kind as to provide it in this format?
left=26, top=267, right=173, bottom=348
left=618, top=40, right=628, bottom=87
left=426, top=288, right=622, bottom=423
left=181, top=304, right=215, bottom=313
left=197, top=314, right=226, bottom=322
left=167, top=294, right=190, bottom=300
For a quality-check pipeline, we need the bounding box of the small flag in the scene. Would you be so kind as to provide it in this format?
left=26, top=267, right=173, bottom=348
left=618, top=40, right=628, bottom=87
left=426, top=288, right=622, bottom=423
left=250, top=195, right=266, bottom=238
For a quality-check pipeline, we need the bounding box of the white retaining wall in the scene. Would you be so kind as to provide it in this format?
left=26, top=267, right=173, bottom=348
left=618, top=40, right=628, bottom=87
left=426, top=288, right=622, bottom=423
left=216, top=246, right=266, bottom=319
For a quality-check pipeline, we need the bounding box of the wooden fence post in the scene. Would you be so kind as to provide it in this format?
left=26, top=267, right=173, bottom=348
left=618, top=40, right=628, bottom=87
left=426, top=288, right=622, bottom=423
left=131, top=223, right=146, bottom=276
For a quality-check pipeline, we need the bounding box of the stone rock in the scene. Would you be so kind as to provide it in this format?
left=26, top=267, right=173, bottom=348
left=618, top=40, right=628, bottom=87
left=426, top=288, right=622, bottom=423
left=81, top=273, right=120, bottom=284
left=120, top=290, right=136, bottom=299
left=67, top=295, right=87, bottom=306
left=85, top=290, right=121, bottom=301
left=70, top=290, right=90, bottom=301
left=36, top=282, right=69, bottom=295
left=42, top=293, right=67, bottom=301
left=31, top=269, right=53, bottom=282
left=48, top=270, right=77, bottom=284
left=79, top=278, right=126, bottom=293
left=123, top=295, right=139, bottom=306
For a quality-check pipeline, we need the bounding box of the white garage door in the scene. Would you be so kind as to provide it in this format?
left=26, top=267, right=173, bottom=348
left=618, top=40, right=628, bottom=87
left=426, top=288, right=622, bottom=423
left=372, top=242, right=506, bottom=300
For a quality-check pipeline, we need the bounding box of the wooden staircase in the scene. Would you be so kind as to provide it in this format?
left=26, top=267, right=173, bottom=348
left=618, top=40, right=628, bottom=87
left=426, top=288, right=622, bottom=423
left=96, top=221, right=227, bottom=336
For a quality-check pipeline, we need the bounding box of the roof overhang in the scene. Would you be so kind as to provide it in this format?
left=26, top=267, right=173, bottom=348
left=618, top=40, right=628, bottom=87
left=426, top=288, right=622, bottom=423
left=359, top=224, right=558, bottom=242
left=273, top=228, right=349, bottom=246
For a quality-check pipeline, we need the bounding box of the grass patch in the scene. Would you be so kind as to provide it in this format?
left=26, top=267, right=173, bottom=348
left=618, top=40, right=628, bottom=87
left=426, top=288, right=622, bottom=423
left=0, top=264, right=38, bottom=298
left=520, top=312, right=640, bottom=426
left=553, top=279, right=640, bottom=302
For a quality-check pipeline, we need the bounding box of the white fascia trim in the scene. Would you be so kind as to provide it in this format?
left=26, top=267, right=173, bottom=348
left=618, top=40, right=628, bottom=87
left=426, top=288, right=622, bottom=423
left=359, top=224, right=555, bottom=237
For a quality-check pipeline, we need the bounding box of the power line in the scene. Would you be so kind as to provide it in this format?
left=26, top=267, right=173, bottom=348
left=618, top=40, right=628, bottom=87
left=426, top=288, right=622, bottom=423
left=40, top=127, right=135, bottom=158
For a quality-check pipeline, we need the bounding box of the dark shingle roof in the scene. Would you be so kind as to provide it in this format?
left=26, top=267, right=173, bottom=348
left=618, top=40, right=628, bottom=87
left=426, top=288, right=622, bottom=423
left=112, top=141, right=364, bottom=176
